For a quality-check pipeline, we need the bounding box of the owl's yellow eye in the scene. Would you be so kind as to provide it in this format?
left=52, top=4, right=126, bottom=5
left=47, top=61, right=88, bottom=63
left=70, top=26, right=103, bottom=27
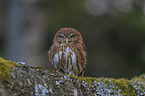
left=70, top=35, right=75, bottom=39
left=60, top=35, right=64, bottom=39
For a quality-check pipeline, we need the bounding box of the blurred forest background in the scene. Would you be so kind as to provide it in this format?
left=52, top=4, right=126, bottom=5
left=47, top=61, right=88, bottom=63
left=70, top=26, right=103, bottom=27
left=0, top=0, right=145, bottom=79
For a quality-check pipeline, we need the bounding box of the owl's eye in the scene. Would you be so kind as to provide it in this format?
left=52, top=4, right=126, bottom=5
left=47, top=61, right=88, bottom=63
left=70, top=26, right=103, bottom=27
left=70, top=35, right=75, bottom=39
left=60, top=35, right=64, bottom=39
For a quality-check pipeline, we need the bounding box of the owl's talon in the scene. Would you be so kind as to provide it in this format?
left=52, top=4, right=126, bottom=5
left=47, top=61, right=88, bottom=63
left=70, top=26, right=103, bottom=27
left=55, top=70, right=63, bottom=75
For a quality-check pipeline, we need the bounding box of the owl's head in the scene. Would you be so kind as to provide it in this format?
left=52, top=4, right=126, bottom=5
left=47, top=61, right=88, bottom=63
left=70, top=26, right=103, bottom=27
left=53, top=28, right=83, bottom=45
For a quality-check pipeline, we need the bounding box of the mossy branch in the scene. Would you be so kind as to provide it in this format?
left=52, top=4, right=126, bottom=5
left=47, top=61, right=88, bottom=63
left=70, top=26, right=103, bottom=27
left=0, top=57, right=145, bottom=95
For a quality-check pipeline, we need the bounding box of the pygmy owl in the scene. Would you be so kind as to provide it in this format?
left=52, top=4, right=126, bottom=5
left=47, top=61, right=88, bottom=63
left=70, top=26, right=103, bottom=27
left=48, top=28, right=86, bottom=76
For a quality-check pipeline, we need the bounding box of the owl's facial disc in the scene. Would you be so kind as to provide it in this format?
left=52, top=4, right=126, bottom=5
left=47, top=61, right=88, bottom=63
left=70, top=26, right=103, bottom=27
left=54, top=28, right=83, bottom=45
left=59, top=34, right=74, bottom=45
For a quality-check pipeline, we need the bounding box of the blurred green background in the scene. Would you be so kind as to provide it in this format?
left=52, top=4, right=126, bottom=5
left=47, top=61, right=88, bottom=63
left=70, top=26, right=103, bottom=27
left=0, top=0, right=145, bottom=79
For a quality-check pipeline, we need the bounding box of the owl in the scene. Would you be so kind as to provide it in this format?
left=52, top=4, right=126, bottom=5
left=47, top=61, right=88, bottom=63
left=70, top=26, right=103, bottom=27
left=48, top=28, right=86, bottom=76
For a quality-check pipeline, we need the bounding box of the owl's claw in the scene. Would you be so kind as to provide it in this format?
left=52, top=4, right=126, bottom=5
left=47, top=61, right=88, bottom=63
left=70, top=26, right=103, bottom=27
left=55, top=70, right=64, bottom=75
left=56, top=70, right=61, bottom=74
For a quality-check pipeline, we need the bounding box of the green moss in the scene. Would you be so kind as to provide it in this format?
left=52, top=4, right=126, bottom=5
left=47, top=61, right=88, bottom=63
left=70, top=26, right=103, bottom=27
left=76, top=76, right=96, bottom=86
left=35, top=66, right=44, bottom=72
left=132, top=74, right=145, bottom=85
left=0, top=57, right=18, bottom=83
left=76, top=76, right=144, bottom=95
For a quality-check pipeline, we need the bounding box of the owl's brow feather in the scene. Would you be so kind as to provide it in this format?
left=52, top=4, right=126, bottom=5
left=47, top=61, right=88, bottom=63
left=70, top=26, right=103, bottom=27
left=58, top=33, right=77, bottom=38
left=60, top=34, right=65, bottom=37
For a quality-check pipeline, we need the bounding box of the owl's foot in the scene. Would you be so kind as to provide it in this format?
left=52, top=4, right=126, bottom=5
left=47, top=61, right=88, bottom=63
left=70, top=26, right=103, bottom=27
left=55, top=70, right=64, bottom=75
left=78, top=71, right=84, bottom=76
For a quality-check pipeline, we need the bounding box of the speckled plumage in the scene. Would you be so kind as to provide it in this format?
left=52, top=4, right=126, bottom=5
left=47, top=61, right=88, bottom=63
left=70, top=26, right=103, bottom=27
left=48, top=28, right=86, bottom=76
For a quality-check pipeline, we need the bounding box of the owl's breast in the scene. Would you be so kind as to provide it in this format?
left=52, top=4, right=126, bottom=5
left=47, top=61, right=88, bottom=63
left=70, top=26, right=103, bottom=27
left=53, top=46, right=77, bottom=73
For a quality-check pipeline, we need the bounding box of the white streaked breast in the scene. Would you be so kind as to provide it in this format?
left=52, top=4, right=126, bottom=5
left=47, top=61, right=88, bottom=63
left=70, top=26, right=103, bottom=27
left=53, top=46, right=77, bottom=74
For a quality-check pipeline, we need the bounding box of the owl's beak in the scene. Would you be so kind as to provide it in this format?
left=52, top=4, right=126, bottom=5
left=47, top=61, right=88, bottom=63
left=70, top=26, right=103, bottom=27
left=65, top=38, right=69, bottom=44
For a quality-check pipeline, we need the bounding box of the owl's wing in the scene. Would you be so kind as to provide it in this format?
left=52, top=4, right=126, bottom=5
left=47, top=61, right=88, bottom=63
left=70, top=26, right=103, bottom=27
left=81, top=43, right=86, bottom=52
left=48, top=43, right=57, bottom=61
